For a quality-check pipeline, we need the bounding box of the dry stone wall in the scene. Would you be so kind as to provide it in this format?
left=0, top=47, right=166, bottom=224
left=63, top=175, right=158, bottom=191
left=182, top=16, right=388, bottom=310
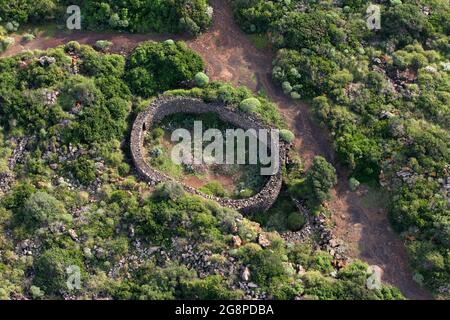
left=130, top=96, right=288, bottom=214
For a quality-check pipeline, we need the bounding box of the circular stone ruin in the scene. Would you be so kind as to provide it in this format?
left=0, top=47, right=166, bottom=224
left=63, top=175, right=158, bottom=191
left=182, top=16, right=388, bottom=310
left=130, top=96, right=288, bottom=214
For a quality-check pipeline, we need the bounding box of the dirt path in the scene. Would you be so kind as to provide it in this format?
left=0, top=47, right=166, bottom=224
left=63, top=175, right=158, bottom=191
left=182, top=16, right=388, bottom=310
left=0, top=0, right=431, bottom=299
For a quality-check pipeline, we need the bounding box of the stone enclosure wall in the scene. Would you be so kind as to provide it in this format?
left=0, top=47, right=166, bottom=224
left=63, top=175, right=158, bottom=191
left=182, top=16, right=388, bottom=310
left=130, top=96, right=288, bottom=214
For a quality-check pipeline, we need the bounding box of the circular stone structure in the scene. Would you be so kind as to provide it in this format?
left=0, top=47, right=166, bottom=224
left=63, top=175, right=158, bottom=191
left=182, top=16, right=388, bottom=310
left=130, top=96, right=288, bottom=214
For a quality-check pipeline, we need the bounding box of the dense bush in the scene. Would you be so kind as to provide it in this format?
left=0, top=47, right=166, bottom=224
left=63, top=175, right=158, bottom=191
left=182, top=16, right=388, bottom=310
left=239, top=97, right=261, bottom=113
left=126, top=41, right=204, bottom=97
left=194, top=72, right=209, bottom=87
left=67, top=156, right=97, bottom=185
left=93, top=40, right=113, bottom=52
left=81, top=0, right=212, bottom=33
left=154, top=181, right=186, bottom=201
left=279, top=129, right=295, bottom=143
left=0, top=0, right=58, bottom=24
left=0, top=0, right=212, bottom=34
left=33, top=248, right=85, bottom=295
left=0, top=36, right=14, bottom=52
left=287, top=212, right=305, bottom=231
left=21, top=192, right=71, bottom=229
left=199, top=181, right=228, bottom=198
left=305, top=156, right=337, bottom=207
left=348, top=177, right=360, bottom=191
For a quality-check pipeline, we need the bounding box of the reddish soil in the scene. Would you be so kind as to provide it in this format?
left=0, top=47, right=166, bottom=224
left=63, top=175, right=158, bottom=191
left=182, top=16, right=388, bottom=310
left=183, top=173, right=235, bottom=194
left=182, top=175, right=205, bottom=190
left=0, top=0, right=432, bottom=299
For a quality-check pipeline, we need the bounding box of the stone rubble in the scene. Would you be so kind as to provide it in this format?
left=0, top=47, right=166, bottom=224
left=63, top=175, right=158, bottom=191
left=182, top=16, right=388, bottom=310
left=0, top=137, right=30, bottom=194
left=281, top=198, right=350, bottom=269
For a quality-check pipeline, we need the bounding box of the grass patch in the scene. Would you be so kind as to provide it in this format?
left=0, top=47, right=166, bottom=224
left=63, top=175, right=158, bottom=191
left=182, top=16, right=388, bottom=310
left=19, top=23, right=63, bottom=40
left=143, top=113, right=269, bottom=198
left=249, top=34, right=270, bottom=50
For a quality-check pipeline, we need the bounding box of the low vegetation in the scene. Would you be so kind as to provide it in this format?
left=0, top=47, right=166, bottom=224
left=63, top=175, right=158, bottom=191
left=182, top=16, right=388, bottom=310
left=144, top=113, right=268, bottom=199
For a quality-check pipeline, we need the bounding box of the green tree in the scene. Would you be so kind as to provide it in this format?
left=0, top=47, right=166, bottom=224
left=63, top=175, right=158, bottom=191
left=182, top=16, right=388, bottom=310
left=306, top=156, right=337, bottom=205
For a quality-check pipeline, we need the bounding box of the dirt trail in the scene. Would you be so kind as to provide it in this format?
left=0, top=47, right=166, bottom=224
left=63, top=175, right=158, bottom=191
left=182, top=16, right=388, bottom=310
left=0, top=0, right=431, bottom=299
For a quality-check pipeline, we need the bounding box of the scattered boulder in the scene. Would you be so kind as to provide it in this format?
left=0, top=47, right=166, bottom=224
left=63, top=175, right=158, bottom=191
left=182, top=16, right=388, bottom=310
left=379, top=110, right=395, bottom=120
left=329, top=238, right=341, bottom=248
left=38, top=56, right=56, bottom=67
left=68, top=229, right=78, bottom=241
left=296, top=265, right=306, bottom=276
left=257, top=234, right=271, bottom=248
left=43, top=90, right=59, bottom=105
left=232, top=235, right=242, bottom=248
left=241, top=267, right=251, bottom=282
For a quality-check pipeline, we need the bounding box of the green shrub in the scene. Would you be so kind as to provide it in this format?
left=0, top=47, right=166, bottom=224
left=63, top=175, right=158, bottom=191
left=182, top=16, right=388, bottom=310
left=181, top=275, right=242, bottom=299
left=310, top=251, right=334, bottom=273
left=5, top=21, right=19, bottom=32
left=68, top=156, right=97, bottom=186
left=94, top=40, right=113, bottom=51
left=305, top=156, right=337, bottom=205
left=239, top=97, right=261, bottom=113
left=302, top=271, right=338, bottom=299
left=125, top=41, right=204, bottom=97
left=268, top=279, right=303, bottom=300
left=22, top=33, right=35, bottom=42
left=288, top=243, right=313, bottom=266
left=33, top=248, right=85, bottom=295
left=22, top=192, right=71, bottom=228
left=238, top=188, right=254, bottom=198
left=280, top=129, right=295, bottom=143
left=291, top=91, right=301, bottom=100
left=349, top=177, right=360, bottom=191
left=233, top=243, right=263, bottom=259
left=180, top=17, right=201, bottom=36
left=146, top=128, right=164, bottom=143
left=287, top=212, right=306, bottom=231
left=64, top=41, right=81, bottom=52
left=200, top=181, right=227, bottom=197
left=29, top=286, right=44, bottom=299
left=194, top=72, right=209, bottom=87
left=282, top=81, right=293, bottom=94
left=154, top=181, right=185, bottom=200
left=0, top=36, right=14, bottom=52
left=249, top=249, right=290, bottom=290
